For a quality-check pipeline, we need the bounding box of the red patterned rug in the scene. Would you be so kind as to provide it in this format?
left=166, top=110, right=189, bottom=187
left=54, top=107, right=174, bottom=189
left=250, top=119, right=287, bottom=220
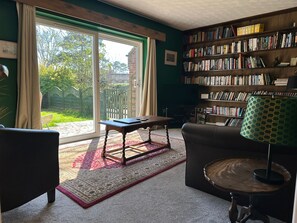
left=57, top=130, right=186, bottom=208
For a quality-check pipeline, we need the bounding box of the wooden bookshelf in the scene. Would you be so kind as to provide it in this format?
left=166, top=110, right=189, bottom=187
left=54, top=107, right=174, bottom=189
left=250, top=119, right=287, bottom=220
left=183, top=8, right=297, bottom=126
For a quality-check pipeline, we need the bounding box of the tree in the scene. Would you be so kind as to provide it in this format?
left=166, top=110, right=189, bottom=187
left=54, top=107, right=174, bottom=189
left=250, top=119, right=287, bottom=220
left=39, top=64, right=75, bottom=109
left=36, top=25, right=65, bottom=67
left=56, top=32, right=94, bottom=114
left=111, top=61, right=128, bottom=73
left=39, top=64, right=75, bottom=94
left=36, top=24, right=125, bottom=115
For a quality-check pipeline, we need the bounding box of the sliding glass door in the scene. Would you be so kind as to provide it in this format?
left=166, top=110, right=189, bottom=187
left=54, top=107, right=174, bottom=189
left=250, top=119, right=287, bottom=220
left=98, top=34, right=143, bottom=123
left=36, top=18, right=143, bottom=143
left=36, top=19, right=99, bottom=143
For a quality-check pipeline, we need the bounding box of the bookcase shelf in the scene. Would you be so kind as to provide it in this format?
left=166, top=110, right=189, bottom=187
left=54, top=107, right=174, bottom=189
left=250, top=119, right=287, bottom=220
left=184, top=25, right=297, bottom=46
left=184, top=65, right=297, bottom=76
left=207, top=114, right=244, bottom=118
left=183, top=46, right=297, bottom=61
left=202, top=99, right=247, bottom=104
left=183, top=8, right=297, bottom=126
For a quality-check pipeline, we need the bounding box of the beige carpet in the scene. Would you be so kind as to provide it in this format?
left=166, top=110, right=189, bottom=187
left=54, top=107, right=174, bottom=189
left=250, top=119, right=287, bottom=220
left=57, top=130, right=186, bottom=208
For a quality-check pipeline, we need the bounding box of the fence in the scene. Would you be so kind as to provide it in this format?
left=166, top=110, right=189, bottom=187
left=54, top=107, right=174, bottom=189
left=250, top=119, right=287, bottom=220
left=100, top=86, right=129, bottom=120
left=43, top=85, right=129, bottom=120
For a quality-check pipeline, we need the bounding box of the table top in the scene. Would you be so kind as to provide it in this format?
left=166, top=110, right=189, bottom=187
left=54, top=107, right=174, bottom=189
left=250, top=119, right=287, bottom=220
left=204, top=158, right=291, bottom=195
left=99, top=116, right=172, bottom=128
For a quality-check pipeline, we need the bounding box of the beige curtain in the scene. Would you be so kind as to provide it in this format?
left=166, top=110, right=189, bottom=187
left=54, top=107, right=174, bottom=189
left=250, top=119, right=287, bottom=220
left=139, top=38, right=157, bottom=116
left=293, top=176, right=297, bottom=222
left=15, top=3, right=41, bottom=129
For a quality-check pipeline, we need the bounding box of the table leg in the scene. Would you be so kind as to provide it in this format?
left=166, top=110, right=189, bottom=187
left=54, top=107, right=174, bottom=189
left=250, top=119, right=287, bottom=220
left=122, top=132, right=127, bottom=165
left=148, top=127, right=152, bottom=143
left=236, top=195, right=270, bottom=223
left=165, top=124, right=171, bottom=149
left=229, top=193, right=239, bottom=223
left=237, top=206, right=250, bottom=222
left=238, top=205, right=270, bottom=223
left=101, top=129, right=109, bottom=158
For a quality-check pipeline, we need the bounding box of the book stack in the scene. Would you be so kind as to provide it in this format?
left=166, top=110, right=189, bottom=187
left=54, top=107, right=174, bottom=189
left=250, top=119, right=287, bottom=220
left=200, top=93, right=209, bottom=99
left=205, top=107, right=213, bottom=114
left=274, top=78, right=288, bottom=86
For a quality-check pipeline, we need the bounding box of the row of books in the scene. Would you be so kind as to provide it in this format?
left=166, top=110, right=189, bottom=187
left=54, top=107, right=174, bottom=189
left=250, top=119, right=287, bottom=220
left=206, top=106, right=245, bottom=117
left=184, top=45, right=231, bottom=58
left=252, top=91, right=297, bottom=97
left=185, top=26, right=235, bottom=44
left=183, top=34, right=279, bottom=58
left=184, top=24, right=263, bottom=44
left=280, top=32, right=297, bottom=48
left=184, top=73, right=272, bottom=86
left=208, top=91, right=252, bottom=102
left=237, top=23, right=264, bottom=36
left=183, top=56, right=265, bottom=72
left=274, top=78, right=288, bottom=86
left=224, top=118, right=243, bottom=127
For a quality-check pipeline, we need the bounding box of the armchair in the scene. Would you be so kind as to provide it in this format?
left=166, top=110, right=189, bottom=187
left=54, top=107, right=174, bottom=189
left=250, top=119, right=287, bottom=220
left=0, top=127, right=59, bottom=212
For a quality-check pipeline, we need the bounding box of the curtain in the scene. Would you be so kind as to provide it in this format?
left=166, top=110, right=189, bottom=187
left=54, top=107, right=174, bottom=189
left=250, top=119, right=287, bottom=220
left=139, top=38, right=157, bottom=116
left=15, top=3, right=41, bottom=129
left=293, top=176, right=297, bottom=223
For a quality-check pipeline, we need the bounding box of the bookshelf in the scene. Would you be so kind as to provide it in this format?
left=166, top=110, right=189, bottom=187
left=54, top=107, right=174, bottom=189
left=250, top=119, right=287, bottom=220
left=183, top=7, right=297, bottom=126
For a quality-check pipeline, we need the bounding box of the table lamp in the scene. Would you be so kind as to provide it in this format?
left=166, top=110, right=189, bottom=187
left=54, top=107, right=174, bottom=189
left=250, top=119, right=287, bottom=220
left=240, top=95, right=297, bottom=184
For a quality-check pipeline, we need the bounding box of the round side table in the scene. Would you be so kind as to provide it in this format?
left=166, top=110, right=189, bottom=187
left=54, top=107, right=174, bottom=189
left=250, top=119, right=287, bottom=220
left=204, top=158, right=291, bottom=223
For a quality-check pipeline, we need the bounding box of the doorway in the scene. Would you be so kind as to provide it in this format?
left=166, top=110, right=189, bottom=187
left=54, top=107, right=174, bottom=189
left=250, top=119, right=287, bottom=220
left=99, top=34, right=143, bottom=123
left=36, top=19, right=143, bottom=143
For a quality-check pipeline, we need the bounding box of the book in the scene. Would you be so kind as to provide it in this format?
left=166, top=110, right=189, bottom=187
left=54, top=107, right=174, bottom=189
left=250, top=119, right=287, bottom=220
left=277, top=62, right=290, bottom=67
left=231, top=25, right=237, bottom=36
left=201, top=93, right=209, bottom=99
left=113, top=118, right=141, bottom=124
left=254, top=23, right=264, bottom=33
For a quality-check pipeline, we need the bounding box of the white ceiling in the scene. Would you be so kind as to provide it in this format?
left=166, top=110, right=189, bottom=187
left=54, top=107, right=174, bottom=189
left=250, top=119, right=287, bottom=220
left=99, top=0, right=297, bottom=31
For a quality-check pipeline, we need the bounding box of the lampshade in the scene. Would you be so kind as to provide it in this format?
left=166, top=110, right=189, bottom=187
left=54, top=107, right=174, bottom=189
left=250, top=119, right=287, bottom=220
left=287, top=76, right=297, bottom=90
left=241, top=95, right=297, bottom=147
left=240, top=95, right=297, bottom=184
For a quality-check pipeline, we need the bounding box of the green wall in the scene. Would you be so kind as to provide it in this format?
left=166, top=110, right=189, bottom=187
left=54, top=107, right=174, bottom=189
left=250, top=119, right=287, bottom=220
left=0, top=0, right=196, bottom=127
left=0, top=0, right=18, bottom=127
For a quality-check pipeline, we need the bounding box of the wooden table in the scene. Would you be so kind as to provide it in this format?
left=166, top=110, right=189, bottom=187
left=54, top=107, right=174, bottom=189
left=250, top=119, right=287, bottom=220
left=204, top=158, right=291, bottom=223
left=99, top=116, right=172, bottom=165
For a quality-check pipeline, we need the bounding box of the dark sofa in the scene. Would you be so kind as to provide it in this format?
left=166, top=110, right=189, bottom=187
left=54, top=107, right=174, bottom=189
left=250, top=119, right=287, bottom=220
left=182, top=123, right=297, bottom=222
left=0, top=127, right=60, bottom=212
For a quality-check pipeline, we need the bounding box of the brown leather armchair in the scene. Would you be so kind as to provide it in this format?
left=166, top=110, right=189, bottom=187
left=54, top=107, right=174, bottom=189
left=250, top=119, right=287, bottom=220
left=0, top=127, right=59, bottom=212
left=182, top=123, right=297, bottom=222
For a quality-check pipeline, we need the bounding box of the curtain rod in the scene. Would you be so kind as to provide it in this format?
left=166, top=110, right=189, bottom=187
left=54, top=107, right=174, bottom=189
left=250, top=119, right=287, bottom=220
left=13, top=0, right=166, bottom=42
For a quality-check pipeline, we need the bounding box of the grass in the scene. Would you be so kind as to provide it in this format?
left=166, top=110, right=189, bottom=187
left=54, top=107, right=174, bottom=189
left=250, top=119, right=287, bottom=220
left=41, top=109, right=91, bottom=127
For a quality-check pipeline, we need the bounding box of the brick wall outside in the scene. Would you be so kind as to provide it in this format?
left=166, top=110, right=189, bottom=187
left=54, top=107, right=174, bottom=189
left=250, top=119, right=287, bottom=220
left=128, top=47, right=137, bottom=117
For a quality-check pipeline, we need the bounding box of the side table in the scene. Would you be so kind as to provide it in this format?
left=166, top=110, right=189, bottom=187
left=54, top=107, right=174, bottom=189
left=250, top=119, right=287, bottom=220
left=204, top=158, right=291, bottom=223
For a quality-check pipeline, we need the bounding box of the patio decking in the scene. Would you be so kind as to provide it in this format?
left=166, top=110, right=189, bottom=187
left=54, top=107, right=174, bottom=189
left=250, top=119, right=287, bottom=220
left=48, top=120, right=104, bottom=138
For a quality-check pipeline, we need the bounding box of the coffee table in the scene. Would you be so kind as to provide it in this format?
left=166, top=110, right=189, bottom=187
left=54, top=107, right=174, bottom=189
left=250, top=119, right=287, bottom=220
left=99, top=116, right=173, bottom=165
